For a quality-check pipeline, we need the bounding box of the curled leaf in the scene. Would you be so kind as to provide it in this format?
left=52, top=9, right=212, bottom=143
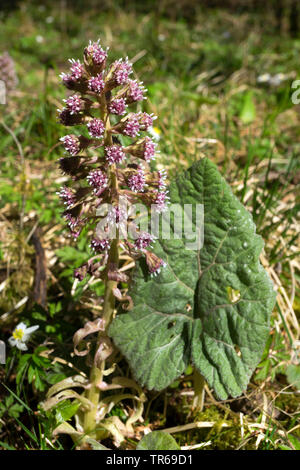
left=73, top=318, right=105, bottom=356
left=108, top=264, right=129, bottom=282
left=46, top=375, right=88, bottom=398
left=52, top=423, right=110, bottom=449
left=113, top=287, right=133, bottom=310
left=42, top=390, right=94, bottom=412
left=100, top=377, right=146, bottom=431
left=111, top=376, right=145, bottom=397
left=97, top=416, right=133, bottom=447
left=53, top=421, right=83, bottom=440
left=94, top=335, right=114, bottom=366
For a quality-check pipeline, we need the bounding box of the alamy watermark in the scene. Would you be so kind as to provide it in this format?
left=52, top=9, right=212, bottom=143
left=291, top=80, right=300, bottom=104
left=96, top=198, right=204, bottom=251
left=0, top=340, right=6, bottom=364
left=0, top=80, right=6, bottom=105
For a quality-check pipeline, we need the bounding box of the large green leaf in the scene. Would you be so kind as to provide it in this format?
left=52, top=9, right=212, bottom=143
left=109, top=158, right=276, bottom=399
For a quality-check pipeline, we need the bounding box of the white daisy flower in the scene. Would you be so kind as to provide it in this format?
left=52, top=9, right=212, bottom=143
left=148, top=126, right=161, bottom=142
left=8, top=322, right=39, bottom=351
left=35, top=35, right=44, bottom=44
left=257, top=73, right=271, bottom=84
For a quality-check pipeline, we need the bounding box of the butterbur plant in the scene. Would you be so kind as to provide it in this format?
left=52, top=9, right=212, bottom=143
left=44, top=40, right=276, bottom=448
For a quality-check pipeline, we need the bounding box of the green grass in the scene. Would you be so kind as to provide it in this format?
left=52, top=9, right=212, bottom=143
left=0, top=1, right=299, bottom=450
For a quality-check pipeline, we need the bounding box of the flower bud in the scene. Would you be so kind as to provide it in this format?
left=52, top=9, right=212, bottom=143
left=84, top=40, right=108, bottom=73
left=88, top=73, right=105, bottom=94
left=105, top=145, right=126, bottom=164
left=124, top=136, right=156, bottom=162
left=112, top=113, right=140, bottom=138
left=60, top=134, right=91, bottom=155
left=91, top=238, right=111, bottom=252
left=127, top=167, right=146, bottom=192
left=104, top=58, right=132, bottom=91
left=87, top=118, right=105, bottom=139
left=108, top=97, right=127, bottom=115
left=126, top=79, right=145, bottom=103
left=87, top=169, right=108, bottom=195
left=145, top=251, right=167, bottom=276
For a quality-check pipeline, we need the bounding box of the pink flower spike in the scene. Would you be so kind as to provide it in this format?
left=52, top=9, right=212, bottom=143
left=87, top=118, right=105, bottom=139
left=88, top=73, right=105, bottom=93
left=109, top=98, right=127, bottom=115
left=105, top=145, right=125, bottom=164
left=71, top=229, right=82, bottom=240
left=60, top=135, right=80, bottom=155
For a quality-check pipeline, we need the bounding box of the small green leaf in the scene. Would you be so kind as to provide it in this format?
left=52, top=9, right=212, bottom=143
left=28, top=364, right=35, bottom=384
left=137, top=431, right=180, bottom=450
left=255, top=359, right=271, bottom=381
left=7, top=402, right=24, bottom=419
left=287, top=434, right=300, bottom=450
left=286, top=364, right=300, bottom=390
left=109, top=158, right=276, bottom=399
left=55, top=400, right=80, bottom=424
left=240, top=91, right=256, bottom=124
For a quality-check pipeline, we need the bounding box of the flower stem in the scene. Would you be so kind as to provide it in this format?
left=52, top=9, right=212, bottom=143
left=83, top=94, right=120, bottom=435
left=83, top=236, right=119, bottom=435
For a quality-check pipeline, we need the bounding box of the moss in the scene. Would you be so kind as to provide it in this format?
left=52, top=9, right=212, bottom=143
left=275, top=391, right=300, bottom=415
left=174, top=405, right=253, bottom=450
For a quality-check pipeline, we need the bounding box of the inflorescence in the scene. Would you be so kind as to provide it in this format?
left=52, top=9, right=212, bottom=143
left=57, top=40, right=168, bottom=281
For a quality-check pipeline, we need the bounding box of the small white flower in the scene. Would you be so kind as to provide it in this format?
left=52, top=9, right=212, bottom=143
left=8, top=322, right=39, bottom=351
left=257, top=72, right=286, bottom=87
left=257, top=73, right=271, bottom=84
left=148, top=126, right=161, bottom=142
left=269, top=73, right=285, bottom=87
left=35, top=35, right=44, bottom=44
